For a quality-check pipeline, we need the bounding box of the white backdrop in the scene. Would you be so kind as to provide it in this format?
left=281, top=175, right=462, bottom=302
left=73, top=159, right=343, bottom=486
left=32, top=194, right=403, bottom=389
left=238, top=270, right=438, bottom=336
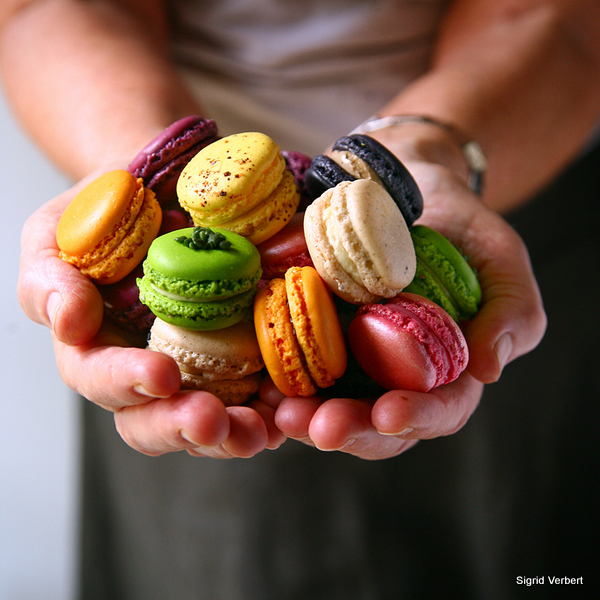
left=0, top=91, right=79, bottom=600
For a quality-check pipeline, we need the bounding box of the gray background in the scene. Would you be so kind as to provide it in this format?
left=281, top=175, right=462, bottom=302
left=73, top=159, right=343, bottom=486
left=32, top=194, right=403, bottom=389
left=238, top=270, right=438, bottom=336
left=1, top=91, right=78, bottom=600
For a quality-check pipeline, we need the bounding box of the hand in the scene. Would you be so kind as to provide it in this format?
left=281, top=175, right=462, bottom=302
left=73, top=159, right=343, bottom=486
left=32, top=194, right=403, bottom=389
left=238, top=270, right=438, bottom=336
left=18, top=168, right=286, bottom=458
left=260, top=160, right=547, bottom=460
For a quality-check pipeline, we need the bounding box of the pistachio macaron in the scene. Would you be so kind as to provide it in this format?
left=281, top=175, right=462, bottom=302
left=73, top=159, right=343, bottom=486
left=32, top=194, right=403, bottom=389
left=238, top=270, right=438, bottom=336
left=137, top=226, right=262, bottom=330
left=177, top=132, right=300, bottom=244
left=56, top=170, right=162, bottom=284
left=404, top=225, right=482, bottom=321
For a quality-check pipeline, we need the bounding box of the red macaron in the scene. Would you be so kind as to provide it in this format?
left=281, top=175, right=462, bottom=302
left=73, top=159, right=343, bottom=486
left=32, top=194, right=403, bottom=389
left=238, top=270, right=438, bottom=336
left=348, top=293, right=469, bottom=392
left=255, top=212, right=314, bottom=282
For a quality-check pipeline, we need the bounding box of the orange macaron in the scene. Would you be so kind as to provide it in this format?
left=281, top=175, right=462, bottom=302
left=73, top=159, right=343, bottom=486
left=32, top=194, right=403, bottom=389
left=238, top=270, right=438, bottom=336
left=57, top=170, right=162, bottom=284
left=253, top=266, right=347, bottom=397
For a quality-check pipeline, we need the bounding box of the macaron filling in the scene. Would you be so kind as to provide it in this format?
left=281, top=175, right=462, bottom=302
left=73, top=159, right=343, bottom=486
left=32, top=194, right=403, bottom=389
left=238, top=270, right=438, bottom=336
left=328, top=149, right=382, bottom=183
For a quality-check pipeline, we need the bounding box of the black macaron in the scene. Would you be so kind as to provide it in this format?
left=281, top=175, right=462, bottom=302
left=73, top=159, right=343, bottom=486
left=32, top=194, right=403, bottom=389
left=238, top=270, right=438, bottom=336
left=305, top=154, right=356, bottom=201
left=332, top=134, right=423, bottom=226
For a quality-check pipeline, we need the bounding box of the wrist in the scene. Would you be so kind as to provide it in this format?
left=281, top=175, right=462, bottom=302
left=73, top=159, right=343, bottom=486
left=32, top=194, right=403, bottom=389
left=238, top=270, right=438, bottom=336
left=352, top=115, right=486, bottom=196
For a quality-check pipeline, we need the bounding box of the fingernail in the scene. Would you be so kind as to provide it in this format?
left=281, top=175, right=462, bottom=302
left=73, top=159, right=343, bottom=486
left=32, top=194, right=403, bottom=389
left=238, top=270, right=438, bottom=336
left=396, top=427, right=414, bottom=438
left=378, top=426, right=414, bottom=437
left=340, top=438, right=357, bottom=450
left=47, top=292, right=62, bottom=328
left=133, top=384, right=170, bottom=398
left=494, top=333, right=513, bottom=372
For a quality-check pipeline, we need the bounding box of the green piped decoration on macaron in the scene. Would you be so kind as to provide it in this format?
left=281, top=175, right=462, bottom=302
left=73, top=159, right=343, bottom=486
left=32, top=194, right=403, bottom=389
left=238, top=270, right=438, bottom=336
left=175, top=226, right=232, bottom=251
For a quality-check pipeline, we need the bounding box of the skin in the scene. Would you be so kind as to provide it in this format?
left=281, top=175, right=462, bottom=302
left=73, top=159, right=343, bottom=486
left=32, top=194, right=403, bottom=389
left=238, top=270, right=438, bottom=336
left=2, top=0, right=599, bottom=459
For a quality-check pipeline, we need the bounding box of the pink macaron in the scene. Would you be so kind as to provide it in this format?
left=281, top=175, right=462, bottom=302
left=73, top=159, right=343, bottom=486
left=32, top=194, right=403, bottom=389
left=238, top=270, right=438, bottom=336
left=348, top=293, right=469, bottom=392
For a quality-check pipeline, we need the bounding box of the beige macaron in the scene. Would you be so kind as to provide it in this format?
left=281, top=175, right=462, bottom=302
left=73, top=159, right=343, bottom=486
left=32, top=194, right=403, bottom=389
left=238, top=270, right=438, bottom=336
left=147, top=318, right=264, bottom=405
left=304, top=179, right=416, bottom=304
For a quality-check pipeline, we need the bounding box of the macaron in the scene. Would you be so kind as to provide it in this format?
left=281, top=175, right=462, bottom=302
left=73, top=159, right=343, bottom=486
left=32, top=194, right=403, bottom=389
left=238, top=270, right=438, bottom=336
left=137, top=226, right=262, bottom=330
left=147, top=318, right=264, bottom=405
left=255, top=212, right=314, bottom=281
left=128, top=116, right=219, bottom=205
left=99, top=264, right=156, bottom=334
left=304, top=178, right=416, bottom=304
left=404, top=225, right=482, bottom=322
left=177, top=132, right=300, bottom=245
left=254, top=266, right=347, bottom=397
left=281, top=149, right=315, bottom=211
left=305, top=133, right=423, bottom=226
left=348, top=293, right=469, bottom=393
left=57, top=170, right=162, bottom=284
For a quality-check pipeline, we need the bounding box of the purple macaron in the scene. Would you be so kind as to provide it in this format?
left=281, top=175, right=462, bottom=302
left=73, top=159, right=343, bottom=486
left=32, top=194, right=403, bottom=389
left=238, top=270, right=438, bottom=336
left=281, top=150, right=313, bottom=211
left=128, top=116, right=219, bottom=205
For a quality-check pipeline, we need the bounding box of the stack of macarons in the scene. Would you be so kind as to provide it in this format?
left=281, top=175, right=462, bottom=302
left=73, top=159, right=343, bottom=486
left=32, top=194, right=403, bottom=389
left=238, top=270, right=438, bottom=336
left=162, top=131, right=347, bottom=399
left=139, top=225, right=266, bottom=405
left=297, top=133, right=482, bottom=393
left=56, top=119, right=483, bottom=402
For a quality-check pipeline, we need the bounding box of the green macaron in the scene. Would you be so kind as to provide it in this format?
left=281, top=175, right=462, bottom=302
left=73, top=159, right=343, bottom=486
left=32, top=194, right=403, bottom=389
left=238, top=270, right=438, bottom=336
left=137, top=226, right=261, bottom=330
left=404, top=225, right=481, bottom=322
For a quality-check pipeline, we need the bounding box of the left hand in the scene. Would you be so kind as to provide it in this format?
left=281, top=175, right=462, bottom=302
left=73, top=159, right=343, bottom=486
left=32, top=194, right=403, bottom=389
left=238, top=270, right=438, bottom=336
left=258, top=159, right=547, bottom=460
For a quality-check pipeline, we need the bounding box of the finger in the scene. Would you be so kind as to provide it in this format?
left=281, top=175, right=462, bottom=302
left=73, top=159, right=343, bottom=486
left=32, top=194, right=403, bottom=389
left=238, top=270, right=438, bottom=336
left=187, top=406, right=270, bottom=458
left=248, top=398, right=287, bottom=449
left=114, top=391, right=230, bottom=456
left=54, top=336, right=182, bottom=410
left=462, top=211, right=547, bottom=382
left=420, top=189, right=547, bottom=383
left=274, top=395, right=322, bottom=444
left=257, top=375, right=286, bottom=409
left=218, top=406, right=270, bottom=457
left=370, top=371, right=484, bottom=439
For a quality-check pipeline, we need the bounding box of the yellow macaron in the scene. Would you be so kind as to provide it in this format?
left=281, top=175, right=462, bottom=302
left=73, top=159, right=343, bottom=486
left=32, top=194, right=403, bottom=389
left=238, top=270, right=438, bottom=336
left=176, top=132, right=300, bottom=244
left=56, top=170, right=162, bottom=284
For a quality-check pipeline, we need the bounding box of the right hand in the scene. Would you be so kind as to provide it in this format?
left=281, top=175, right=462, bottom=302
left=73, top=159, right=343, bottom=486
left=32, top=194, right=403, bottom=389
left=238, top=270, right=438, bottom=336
left=18, top=169, right=286, bottom=458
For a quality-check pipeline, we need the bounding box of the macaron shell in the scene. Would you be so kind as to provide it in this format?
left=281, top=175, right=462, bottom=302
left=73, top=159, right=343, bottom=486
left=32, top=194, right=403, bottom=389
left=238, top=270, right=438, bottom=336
left=285, top=266, right=347, bottom=388
left=256, top=212, right=314, bottom=280
left=304, top=179, right=416, bottom=304
left=180, top=373, right=263, bottom=406
left=281, top=149, right=313, bottom=210
left=332, top=134, right=423, bottom=226
left=212, top=169, right=300, bottom=245
left=304, top=192, right=377, bottom=305
left=129, top=117, right=219, bottom=205
left=254, top=279, right=316, bottom=397
left=88, top=189, right=162, bottom=284
left=138, top=281, right=256, bottom=330
left=144, top=228, right=261, bottom=293
left=57, top=170, right=142, bottom=256
left=177, top=132, right=285, bottom=225
left=148, top=318, right=264, bottom=405
left=348, top=293, right=468, bottom=392
left=100, top=265, right=155, bottom=334
left=58, top=172, right=162, bottom=284
left=129, top=116, right=218, bottom=177
left=149, top=318, right=264, bottom=379
left=304, top=154, right=355, bottom=201
left=406, top=225, right=482, bottom=321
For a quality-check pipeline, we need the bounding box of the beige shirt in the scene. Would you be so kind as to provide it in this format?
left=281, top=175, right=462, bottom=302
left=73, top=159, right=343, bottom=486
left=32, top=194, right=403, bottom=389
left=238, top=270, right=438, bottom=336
left=170, top=0, right=448, bottom=154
